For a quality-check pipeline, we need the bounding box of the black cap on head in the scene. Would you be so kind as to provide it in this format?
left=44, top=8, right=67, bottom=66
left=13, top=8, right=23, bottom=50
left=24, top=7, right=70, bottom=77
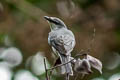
left=44, top=16, right=61, bottom=25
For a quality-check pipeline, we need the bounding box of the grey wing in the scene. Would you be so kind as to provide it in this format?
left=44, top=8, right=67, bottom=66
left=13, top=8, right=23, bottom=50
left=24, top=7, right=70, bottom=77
left=49, top=34, right=75, bottom=55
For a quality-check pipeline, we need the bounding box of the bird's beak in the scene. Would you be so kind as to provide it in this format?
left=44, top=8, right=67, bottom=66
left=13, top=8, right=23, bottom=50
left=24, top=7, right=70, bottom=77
left=44, top=16, right=55, bottom=30
left=44, top=16, right=52, bottom=22
left=44, top=16, right=50, bottom=20
left=44, top=16, right=57, bottom=24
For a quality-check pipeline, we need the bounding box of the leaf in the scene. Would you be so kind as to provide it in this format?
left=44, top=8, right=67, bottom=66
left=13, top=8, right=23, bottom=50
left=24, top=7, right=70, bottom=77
left=31, top=52, right=50, bottom=75
left=14, top=70, right=39, bottom=80
left=0, top=47, right=23, bottom=68
left=74, top=58, right=92, bottom=74
left=87, top=55, right=102, bottom=74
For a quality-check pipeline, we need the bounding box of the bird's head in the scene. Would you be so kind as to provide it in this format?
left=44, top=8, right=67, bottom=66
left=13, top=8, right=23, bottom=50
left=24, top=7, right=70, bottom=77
left=44, top=16, right=67, bottom=30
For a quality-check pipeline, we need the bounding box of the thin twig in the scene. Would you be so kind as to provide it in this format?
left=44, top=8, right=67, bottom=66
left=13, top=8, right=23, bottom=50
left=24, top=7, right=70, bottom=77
left=73, top=73, right=78, bottom=80
left=48, top=58, right=74, bottom=71
left=66, top=73, right=69, bottom=80
left=44, top=57, right=49, bottom=80
left=91, top=28, right=96, bottom=47
left=88, top=27, right=96, bottom=52
left=46, top=51, right=88, bottom=80
left=48, top=52, right=87, bottom=71
left=49, top=70, right=53, bottom=80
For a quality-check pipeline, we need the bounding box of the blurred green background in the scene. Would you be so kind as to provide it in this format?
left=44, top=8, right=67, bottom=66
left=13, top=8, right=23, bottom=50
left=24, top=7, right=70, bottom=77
left=0, top=0, right=120, bottom=80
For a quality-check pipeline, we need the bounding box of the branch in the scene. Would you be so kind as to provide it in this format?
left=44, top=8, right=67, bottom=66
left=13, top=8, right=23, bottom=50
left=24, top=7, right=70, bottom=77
left=48, top=52, right=87, bottom=71
left=44, top=57, right=49, bottom=80
left=66, top=73, right=69, bottom=80
left=88, top=27, right=96, bottom=52
left=73, top=74, right=78, bottom=80
left=48, top=58, right=74, bottom=71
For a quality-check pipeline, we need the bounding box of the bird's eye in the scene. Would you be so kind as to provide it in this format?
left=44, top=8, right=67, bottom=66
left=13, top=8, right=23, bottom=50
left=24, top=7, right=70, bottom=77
left=53, top=20, right=60, bottom=24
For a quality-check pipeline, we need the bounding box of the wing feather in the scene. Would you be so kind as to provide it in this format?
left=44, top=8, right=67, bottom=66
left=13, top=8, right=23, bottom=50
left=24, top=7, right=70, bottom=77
left=48, top=31, right=75, bottom=55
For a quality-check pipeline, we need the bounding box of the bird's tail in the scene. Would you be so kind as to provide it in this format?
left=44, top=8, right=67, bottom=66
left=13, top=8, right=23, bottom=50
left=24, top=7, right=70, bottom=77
left=60, top=54, right=73, bottom=76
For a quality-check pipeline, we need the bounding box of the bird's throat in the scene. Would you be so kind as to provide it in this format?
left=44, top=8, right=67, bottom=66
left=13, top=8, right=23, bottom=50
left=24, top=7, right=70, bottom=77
left=49, top=23, right=56, bottom=30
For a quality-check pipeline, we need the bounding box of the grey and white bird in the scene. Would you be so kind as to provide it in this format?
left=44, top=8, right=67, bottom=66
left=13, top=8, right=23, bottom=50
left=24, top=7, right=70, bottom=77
left=44, top=16, right=75, bottom=76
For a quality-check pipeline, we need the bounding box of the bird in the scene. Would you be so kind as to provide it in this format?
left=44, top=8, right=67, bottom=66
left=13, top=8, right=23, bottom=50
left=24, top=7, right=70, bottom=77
left=44, top=16, right=76, bottom=77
